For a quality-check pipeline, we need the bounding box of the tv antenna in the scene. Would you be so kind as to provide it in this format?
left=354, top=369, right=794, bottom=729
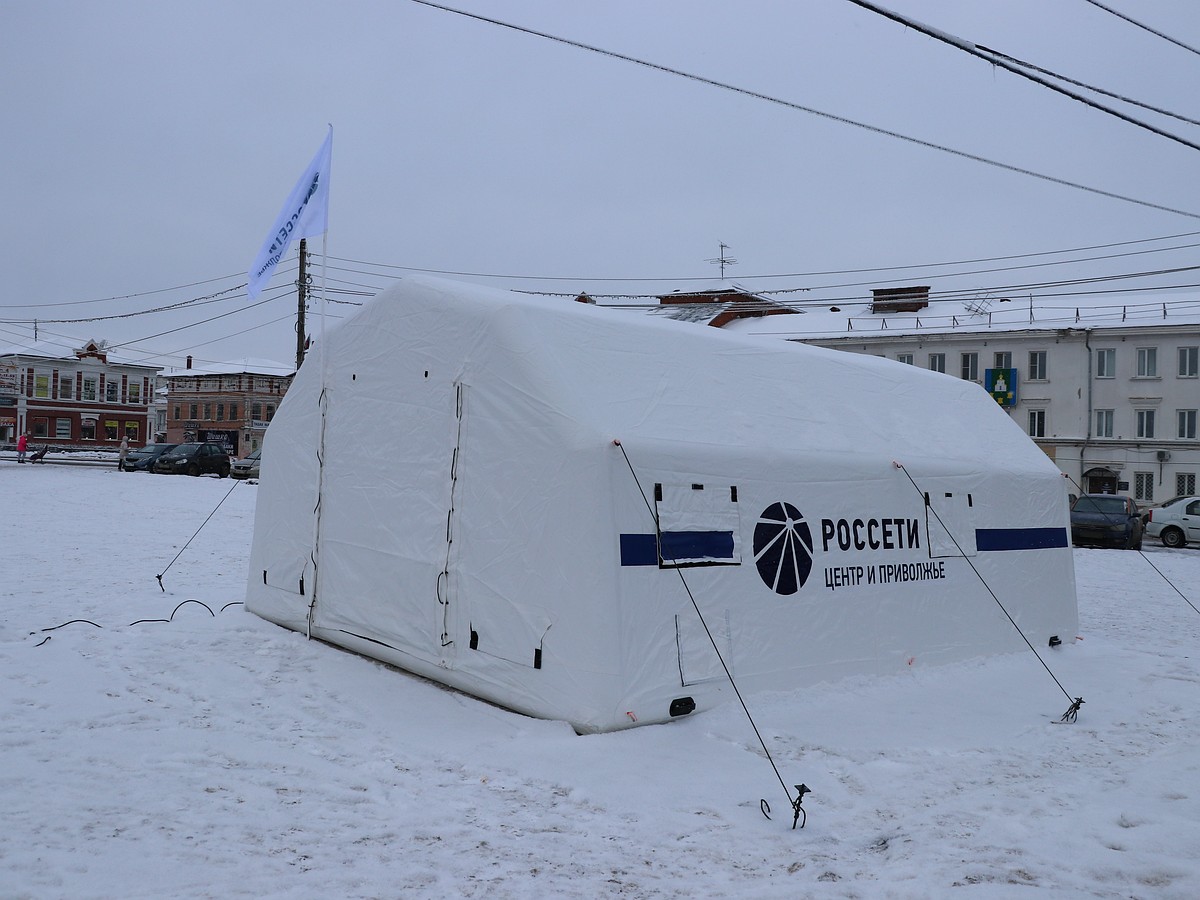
left=706, top=242, right=737, bottom=280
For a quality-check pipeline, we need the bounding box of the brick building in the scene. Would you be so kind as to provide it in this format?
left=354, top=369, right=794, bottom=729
left=162, top=358, right=294, bottom=457
left=0, top=338, right=158, bottom=449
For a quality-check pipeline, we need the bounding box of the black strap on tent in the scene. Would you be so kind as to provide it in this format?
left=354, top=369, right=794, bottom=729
left=614, top=440, right=806, bottom=828
left=895, top=462, right=1083, bottom=722
left=1066, top=474, right=1200, bottom=619
left=155, top=480, right=240, bottom=592
left=307, top=384, right=331, bottom=640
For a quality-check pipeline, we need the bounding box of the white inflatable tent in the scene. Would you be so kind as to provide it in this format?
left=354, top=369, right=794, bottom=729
left=246, top=276, right=1078, bottom=733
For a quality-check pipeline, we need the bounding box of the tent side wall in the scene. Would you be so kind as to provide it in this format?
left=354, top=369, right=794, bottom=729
left=247, top=276, right=1078, bottom=734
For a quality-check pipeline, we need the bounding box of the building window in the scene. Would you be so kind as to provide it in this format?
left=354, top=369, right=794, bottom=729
left=993, top=351, right=1012, bottom=369
left=251, top=402, right=262, bottom=420
left=106, top=380, right=119, bottom=403
left=34, top=373, right=51, bottom=399
left=1136, top=409, right=1156, bottom=439
left=80, top=419, right=96, bottom=441
left=1028, top=409, right=1046, bottom=438
left=33, top=417, right=49, bottom=437
left=216, top=403, right=225, bottom=421
left=960, top=352, right=978, bottom=381
left=1028, top=350, right=1047, bottom=381
left=55, top=418, right=72, bottom=439
left=229, top=402, right=238, bottom=420
left=266, top=404, right=275, bottom=421
left=1179, top=409, right=1198, bottom=440
left=1096, top=348, right=1115, bottom=378
left=928, top=353, right=946, bottom=374
left=1095, top=409, right=1114, bottom=438
left=897, top=353, right=914, bottom=365
left=124, top=421, right=139, bottom=441
left=1180, top=346, right=1199, bottom=378
left=128, top=382, right=141, bottom=404
left=189, top=403, right=198, bottom=420
left=203, top=403, right=212, bottom=420
left=104, top=420, right=119, bottom=440
left=82, top=377, right=98, bottom=401
left=1136, top=347, right=1158, bottom=378
left=1134, top=472, right=1154, bottom=502
left=59, top=376, right=73, bottom=401
left=1179, top=473, right=1197, bottom=496
left=173, top=404, right=181, bottom=420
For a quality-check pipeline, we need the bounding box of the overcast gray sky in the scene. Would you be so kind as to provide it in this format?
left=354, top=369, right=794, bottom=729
left=3, top=0, right=1199, bottom=369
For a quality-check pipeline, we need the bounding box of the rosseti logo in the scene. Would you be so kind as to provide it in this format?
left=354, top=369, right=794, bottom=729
left=753, top=502, right=814, bottom=595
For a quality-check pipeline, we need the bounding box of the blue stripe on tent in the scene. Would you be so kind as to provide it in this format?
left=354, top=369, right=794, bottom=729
left=660, top=530, right=735, bottom=563
left=620, top=534, right=659, bottom=567
left=975, top=527, right=1069, bottom=551
left=620, top=531, right=736, bottom=566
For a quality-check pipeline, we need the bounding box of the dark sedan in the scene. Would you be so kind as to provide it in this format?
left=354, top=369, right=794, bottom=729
left=1070, top=494, right=1143, bottom=550
left=152, top=442, right=231, bottom=477
left=120, top=442, right=177, bottom=472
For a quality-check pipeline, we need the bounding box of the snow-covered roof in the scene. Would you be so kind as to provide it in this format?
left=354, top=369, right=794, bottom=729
left=160, top=358, right=294, bottom=378
left=0, top=336, right=159, bottom=369
left=718, top=289, right=1200, bottom=340
left=639, top=282, right=802, bottom=327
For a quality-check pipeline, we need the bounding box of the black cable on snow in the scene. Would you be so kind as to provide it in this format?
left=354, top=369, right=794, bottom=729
left=156, top=480, right=241, bottom=592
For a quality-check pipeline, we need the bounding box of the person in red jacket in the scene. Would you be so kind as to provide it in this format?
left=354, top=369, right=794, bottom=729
left=16, top=431, right=28, bottom=463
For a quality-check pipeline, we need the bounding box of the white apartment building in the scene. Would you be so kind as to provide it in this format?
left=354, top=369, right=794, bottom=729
left=680, top=286, right=1199, bottom=504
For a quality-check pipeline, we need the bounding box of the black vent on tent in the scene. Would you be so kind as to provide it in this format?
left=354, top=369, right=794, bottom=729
left=730, top=486, right=738, bottom=502
left=654, top=483, right=663, bottom=502
left=669, top=697, right=696, bottom=717
left=533, top=648, right=543, bottom=669
left=469, top=629, right=478, bottom=650
left=299, top=576, right=304, bottom=596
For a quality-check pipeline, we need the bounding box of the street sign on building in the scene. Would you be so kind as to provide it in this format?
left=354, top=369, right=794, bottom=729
left=984, top=368, right=1018, bottom=407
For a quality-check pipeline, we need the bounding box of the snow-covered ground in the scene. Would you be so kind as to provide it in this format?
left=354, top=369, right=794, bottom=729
left=2, top=464, right=1198, bottom=899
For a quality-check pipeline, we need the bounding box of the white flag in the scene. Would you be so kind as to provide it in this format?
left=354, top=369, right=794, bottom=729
left=247, top=128, right=332, bottom=299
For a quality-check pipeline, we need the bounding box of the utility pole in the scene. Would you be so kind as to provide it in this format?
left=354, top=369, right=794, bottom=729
left=296, top=238, right=308, bottom=370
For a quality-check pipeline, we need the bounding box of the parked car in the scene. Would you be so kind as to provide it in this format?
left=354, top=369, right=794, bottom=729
left=230, top=448, right=261, bottom=480
left=1069, top=494, right=1143, bottom=550
left=152, top=442, right=231, bottom=477
left=1144, top=496, right=1200, bottom=548
left=120, top=442, right=177, bottom=472
left=1140, top=495, right=1192, bottom=525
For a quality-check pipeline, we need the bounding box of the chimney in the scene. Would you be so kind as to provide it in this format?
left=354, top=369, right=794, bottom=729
left=870, top=286, right=930, bottom=314
left=186, top=356, right=193, bottom=370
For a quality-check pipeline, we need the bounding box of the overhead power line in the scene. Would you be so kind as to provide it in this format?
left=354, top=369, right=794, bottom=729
left=323, top=234, right=1200, bottom=297
left=844, top=0, right=1200, bottom=154
left=976, top=46, right=1200, bottom=129
left=1081, top=0, right=1200, bottom=59
left=0, top=273, right=247, bottom=310
left=409, top=0, right=1200, bottom=220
